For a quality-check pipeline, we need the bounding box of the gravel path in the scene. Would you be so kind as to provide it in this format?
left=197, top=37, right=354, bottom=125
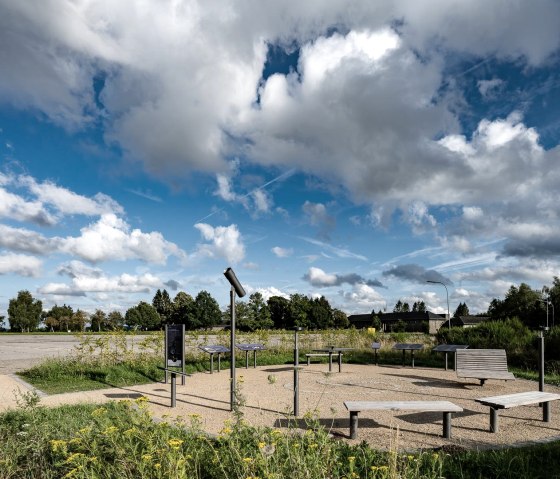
left=3, top=363, right=560, bottom=452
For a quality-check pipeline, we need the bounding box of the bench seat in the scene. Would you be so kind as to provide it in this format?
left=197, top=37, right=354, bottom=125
left=305, top=352, right=343, bottom=364
left=344, top=400, right=463, bottom=439
left=475, top=391, right=560, bottom=432
left=456, top=349, right=515, bottom=386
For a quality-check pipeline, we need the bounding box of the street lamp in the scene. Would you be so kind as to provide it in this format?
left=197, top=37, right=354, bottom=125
left=224, top=267, right=246, bottom=412
left=427, top=280, right=450, bottom=330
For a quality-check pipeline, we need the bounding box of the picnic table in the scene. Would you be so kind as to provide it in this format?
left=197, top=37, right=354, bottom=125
left=432, top=344, right=469, bottom=371
left=198, top=345, right=230, bottom=373
left=392, top=343, right=424, bottom=368
left=310, top=346, right=353, bottom=372
left=236, top=343, right=266, bottom=369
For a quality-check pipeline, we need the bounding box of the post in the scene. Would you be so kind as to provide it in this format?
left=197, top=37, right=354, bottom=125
left=539, top=330, right=545, bottom=392
left=443, top=412, right=451, bottom=438
left=293, top=327, right=301, bottom=416
left=230, top=287, right=236, bottom=411
left=171, top=372, right=176, bottom=407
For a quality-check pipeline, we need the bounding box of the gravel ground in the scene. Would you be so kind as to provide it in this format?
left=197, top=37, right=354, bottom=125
left=4, top=363, right=560, bottom=452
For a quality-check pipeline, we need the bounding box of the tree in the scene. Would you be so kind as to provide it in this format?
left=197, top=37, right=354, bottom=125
left=237, top=292, right=273, bottom=331
left=42, top=304, right=74, bottom=332
left=107, top=311, right=125, bottom=330
left=171, top=292, right=196, bottom=328
left=453, top=302, right=470, bottom=318
left=488, top=283, right=542, bottom=327
left=90, top=309, right=107, bottom=332
left=308, top=296, right=333, bottom=329
left=70, top=310, right=88, bottom=332
left=268, top=296, right=290, bottom=329
left=8, top=290, right=43, bottom=332
left=152, top=289, right=173, bottom=325
left=412, top=301, right=426, bottom=312
left=125, top=302, right=161, bottom=330
left=289, top=294, right=311, bottom=329
left=193, top=291, right=221, bottom=329
left=332, top=308, right=349, bottom=329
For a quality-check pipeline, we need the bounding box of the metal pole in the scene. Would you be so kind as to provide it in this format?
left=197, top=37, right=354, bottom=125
left=171, top=372, right=176, bottom=407
left=294, top=327, right=300, bottom=416
left=539, top=330, right=545, bottom=392
left=230, top=287, right=236, bottom=411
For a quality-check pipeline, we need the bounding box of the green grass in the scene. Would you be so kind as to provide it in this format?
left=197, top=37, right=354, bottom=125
left=2, top=400, right=560, bottom=478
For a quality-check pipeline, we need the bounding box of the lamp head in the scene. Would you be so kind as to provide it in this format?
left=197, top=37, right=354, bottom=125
left=224, top=267, right=246, bottom=298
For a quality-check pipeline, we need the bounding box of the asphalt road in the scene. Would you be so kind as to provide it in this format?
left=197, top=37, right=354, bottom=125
left=0, top=334, right=81, bottom=374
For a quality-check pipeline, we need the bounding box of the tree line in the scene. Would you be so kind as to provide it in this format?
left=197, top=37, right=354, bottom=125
left=4, top=277, right=559, bottom=333
left=2, top=289, right=349, bottom=333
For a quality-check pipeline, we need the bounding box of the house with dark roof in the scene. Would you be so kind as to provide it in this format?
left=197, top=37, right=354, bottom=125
left=348, top=311, right=447, bottom=334
left=450, top=316, right=490, bottom=328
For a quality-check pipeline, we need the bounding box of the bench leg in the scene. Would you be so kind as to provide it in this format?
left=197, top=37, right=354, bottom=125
left=307, top=356, right=310, bottom=366
left=480, top=379, right=486, bottom=386
left=338, top=353, right=342, bottom=373
left=490, top=407, right=499, bottom=432
left=349, top=411, right=359, bottom=439
left=543, top=401, right=551, bottom=422
left=443, top=412, right=452, bottom=438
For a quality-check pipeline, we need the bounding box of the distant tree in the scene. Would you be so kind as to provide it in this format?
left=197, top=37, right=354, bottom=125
left=332, top=308, right=349, bottom=329
left=236, top=292, right=273, bottom=331
left=370, top=314, right=382, bottom=330
left=107, top=311, right=125, bottom=330
left=125, top=302, right=161, bottom=330
left=308, top=296, right=333, bottom=329
left=453, top=302, right=470, bottom=318
left=171, top=292, right=196, bottom=328
left=70, top=310, right=88, bottom=332
left=289, top=294, right=311, bottom=328
left=8, top=291, right=43, bottom=332
left=412, top=301, right=426, bottom=312
left=268, top=296, right=290, bottom=329
left=152, top=289, right=173, bottom=324
left=90, top=309, right=107, bottom=332
left=402, top=302, right=410, bottom=312
left=193, top=291, right=221, bottom=329
left=488, top=283, right=542, bottom=327
left=42, top=304, right=74, bottom=332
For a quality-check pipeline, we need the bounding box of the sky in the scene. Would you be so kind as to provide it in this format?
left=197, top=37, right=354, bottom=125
left=1, top=0, right=560, bottom=323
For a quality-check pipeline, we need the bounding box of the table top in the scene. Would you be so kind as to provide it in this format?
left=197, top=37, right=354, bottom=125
left=199, top=345, right=230, bottom=354
left=432, top=344, right=469, bottom=352
left=393, top=343, right=424, bottom=351
left=236, top=343, right=266, bottom=351
left=313, top=347, right=354, bottom=353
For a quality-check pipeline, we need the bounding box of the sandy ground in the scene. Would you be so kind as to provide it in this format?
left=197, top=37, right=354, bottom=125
left=2, top=362, right=560, bottom=452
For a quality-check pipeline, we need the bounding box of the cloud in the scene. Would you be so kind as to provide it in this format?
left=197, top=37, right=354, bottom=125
left=299, top=236, right=367, bottom=261
left=304, top=266, right=384, bottom=288
left=478, top=78, right=504, bottom=98
left=0, top=224, right=58, bottom=254
left=39, top=271, right=162, bottom=296
left=382, top=264, right=453, bottom=285
left=164, top=279, right=181, bottom=291
left=60, top=214, right=187, bottom=264
left=254, top=286, right=290, bottom=301
left=0, top=253, right=42, bottom=277
left=341, top=284, right=385, bottom=313
left=272, top=246, right=293, bottom=258
left=194, top=223, right=245, bottom=264
left=0, top=186, right=56, bottom=226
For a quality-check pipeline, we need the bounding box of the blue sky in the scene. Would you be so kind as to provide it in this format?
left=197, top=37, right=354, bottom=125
left=1, top=0, right=560, bottom=321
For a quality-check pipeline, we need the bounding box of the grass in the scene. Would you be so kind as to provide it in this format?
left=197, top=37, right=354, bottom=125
left=2, top=398, right=560, bottom=478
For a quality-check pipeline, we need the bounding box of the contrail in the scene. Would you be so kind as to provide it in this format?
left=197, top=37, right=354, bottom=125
left=195, top=168, right=296, bottom=223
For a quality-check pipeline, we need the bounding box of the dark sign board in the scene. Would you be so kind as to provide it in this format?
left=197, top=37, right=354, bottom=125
left=166, top=324, right=185, bottom=367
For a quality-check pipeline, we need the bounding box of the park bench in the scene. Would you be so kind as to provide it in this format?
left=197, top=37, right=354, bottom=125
left=475, top=391, right=560, bottom=432
left=456, top=349, right=515, bottom=386
left=343, top=400, right=463, bottom=439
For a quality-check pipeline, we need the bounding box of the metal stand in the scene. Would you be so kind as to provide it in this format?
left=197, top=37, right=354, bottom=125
left=293, top=327, right=301, bottom=416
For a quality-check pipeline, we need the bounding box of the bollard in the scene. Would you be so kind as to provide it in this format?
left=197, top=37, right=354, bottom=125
left=171, top=372, right=176, bottom=407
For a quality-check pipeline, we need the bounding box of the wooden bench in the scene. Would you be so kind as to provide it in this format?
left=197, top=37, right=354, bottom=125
left=456, top=349, right=515, bottom=386
left=343, top=401, right=463, bottom=439
left=475, top=391, right=560, bottom=432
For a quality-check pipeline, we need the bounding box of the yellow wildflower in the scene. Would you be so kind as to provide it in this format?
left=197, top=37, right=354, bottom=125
left=103, top=426, right=118, bottom=435
left=142, top=454, right=153, bottom=462
left=49, top=439, right=67, bottom=453
left=154, top=463, right=162, bottom=469
left=91, top=407, right=107, bottom=417
left=168, top=439, right=184, bottom=448
left=243, top=457, right=253, bottom=463
left=65, top=453, right=86, bottom=464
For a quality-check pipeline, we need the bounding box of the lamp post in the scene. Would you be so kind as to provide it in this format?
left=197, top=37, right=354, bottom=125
left=427, top=280, right=450, bottom=330
left=224, top=267, right=246, bottom=412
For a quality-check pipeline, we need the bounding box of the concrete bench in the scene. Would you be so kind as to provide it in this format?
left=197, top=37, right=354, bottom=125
left=344, top=400, right=463, bottom=439
left=475, top=391, right=560, bottom=432
left=456, top=349, right=515, bottom=386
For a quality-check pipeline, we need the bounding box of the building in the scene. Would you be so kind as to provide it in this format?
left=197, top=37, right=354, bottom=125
left=348, top=311, right=447, bottom=334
